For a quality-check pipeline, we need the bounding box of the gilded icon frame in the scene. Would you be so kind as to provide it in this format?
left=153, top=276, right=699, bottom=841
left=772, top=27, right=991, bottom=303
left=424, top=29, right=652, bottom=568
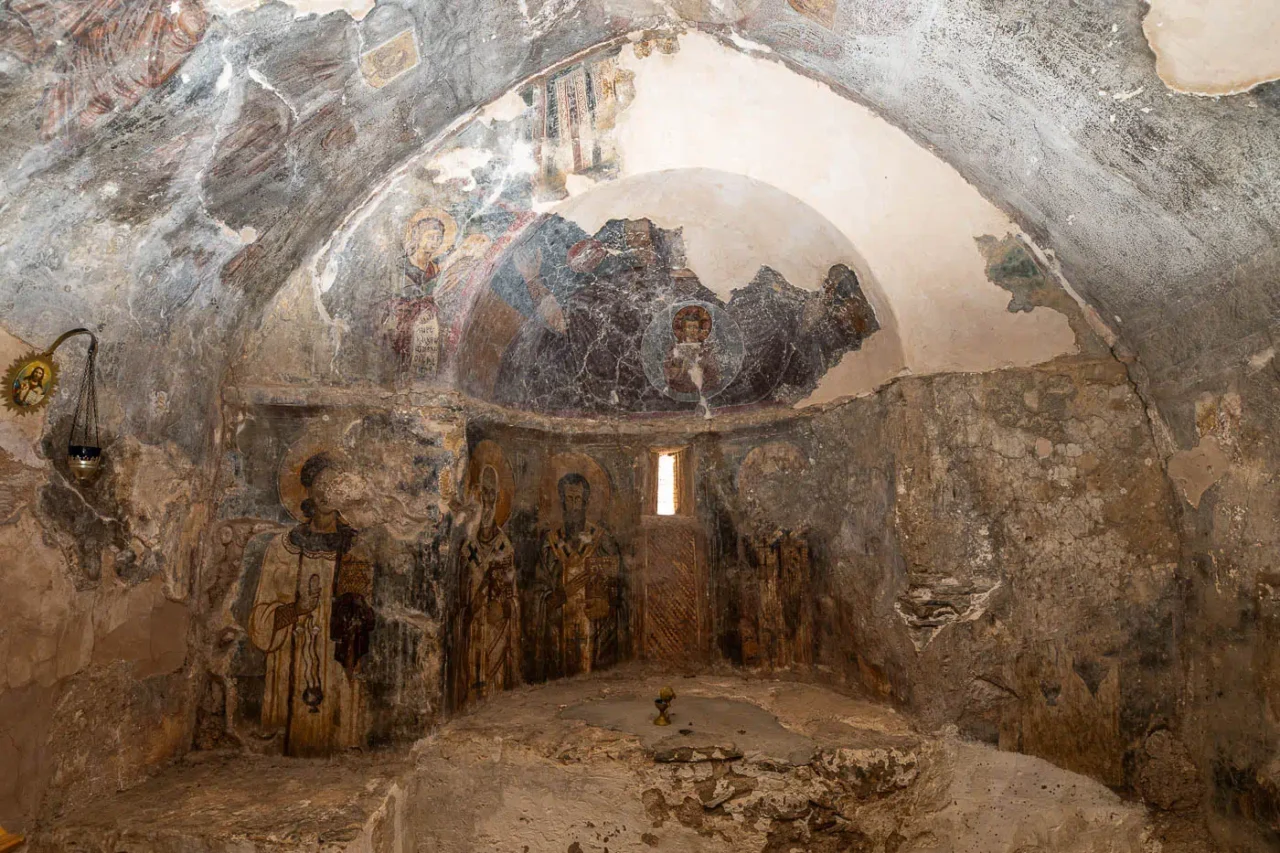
left=4, top=350, right=58, bottom=415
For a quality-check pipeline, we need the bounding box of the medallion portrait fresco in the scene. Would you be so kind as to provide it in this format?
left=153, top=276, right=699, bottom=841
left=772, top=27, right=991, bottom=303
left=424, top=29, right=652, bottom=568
left=642, top=300, right=745, bottom=405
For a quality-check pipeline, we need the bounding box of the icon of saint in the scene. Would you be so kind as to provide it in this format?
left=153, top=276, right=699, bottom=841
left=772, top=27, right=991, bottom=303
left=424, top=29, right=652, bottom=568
left=534, top=473, right=622, bottom=678
left=453, top=464, right=519, bottom=709
left=14, top=364, right=47, bottom=407
left=663, top=305, right=719, bottom=396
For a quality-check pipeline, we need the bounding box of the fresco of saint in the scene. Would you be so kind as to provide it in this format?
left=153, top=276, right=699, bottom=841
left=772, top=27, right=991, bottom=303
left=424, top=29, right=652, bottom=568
left=247, top=452, right=376, bottom=756
left=452, top=454, right=519, bottom=710
left=663, top=304, right=720, bottom=397
left=533, top=472, right=623, bottom=678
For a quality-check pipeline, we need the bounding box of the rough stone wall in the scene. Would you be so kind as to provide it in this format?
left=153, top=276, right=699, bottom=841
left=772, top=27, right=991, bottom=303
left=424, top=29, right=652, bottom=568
left=0, top=339, right=208, bottom=834
left=1159, top=347, right=1280, bottom=849
left=704, top=354, right=1186, bottom=798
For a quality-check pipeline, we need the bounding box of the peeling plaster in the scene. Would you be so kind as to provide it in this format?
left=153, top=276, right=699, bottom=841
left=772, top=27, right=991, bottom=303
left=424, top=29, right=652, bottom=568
left=554, top=170, right=867, bottom=299
left=1167, top=436, right=1232, bottom=508
left=428, top=147, right=495, bottom=192
left=608, top=33, right=1078, bottom=377
left=1143, top=0, right=1280, bottom=95
left=480, top=90, right=531, bottom=126
left=207, top=0, right=375, bottom=20
left=517, top=0, right=587, bottom=37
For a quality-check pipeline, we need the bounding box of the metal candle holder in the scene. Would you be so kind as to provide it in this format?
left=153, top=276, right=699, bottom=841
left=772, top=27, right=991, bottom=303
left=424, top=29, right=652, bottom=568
left=654, top=685, right=675, bottom=726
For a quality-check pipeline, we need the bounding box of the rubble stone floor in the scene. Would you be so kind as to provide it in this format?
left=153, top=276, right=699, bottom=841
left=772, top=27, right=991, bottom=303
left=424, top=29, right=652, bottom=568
left=32, top=669, right=1216, bottom=852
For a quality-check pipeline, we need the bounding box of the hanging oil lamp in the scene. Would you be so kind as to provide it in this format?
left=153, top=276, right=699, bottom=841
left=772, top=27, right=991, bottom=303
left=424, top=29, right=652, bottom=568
left=4, top=327, right=103, bottom=482
left=66, top=330, right=102, bottom=483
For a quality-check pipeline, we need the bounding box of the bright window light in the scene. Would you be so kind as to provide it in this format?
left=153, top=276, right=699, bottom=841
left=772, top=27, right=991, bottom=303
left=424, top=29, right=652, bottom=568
left=656, top=453, right=677, bottom=516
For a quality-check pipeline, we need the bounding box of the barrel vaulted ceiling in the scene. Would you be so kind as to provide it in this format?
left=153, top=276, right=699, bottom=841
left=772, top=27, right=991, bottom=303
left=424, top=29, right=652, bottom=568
left=0, top=0, right=1276, bottom=445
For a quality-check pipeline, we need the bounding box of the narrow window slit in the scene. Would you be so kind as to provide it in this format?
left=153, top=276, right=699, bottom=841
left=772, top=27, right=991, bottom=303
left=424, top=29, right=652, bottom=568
left=657, top=453, right=677, bottom=516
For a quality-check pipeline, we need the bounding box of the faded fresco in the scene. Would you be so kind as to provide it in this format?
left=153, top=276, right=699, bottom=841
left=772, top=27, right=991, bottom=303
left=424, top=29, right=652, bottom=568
left=215, top=413, right=459, bottom=754
left=531, top=453, right=625, bottom=680
left=1, top=0, right=209, bottom=139
left=213, top=412, right=846, bottom=742
left=303, top=41, right=879, bottom=417
left=708, top=439, right=825, bottom=671
left=448, top=439, right=630, bottom=712
left=458, top=214, right=878, bottom=415
left=449, top=440, right=519, bottom=710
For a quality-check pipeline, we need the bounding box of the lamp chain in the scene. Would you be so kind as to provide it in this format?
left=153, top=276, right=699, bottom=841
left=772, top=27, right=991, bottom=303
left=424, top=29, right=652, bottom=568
left=70, top=338, right=100, bottom=449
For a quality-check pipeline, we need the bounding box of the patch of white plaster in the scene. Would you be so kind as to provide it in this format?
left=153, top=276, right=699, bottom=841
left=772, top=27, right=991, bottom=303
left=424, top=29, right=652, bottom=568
left=427, top=147, right=495, bottom=192
left=798, top=332, right=908, bottom=406
left=725, top=31, right=772, bottom=53
left=561, top=172, right=601, bottom=199
left=208, top=0, right=374, bottom=21
left=554, top=169, right=861, bottom=297
left=517, top=0, right=585, bottom=37
left=215, top=59, right=234, bottom=93
left=1247, top=347, right=1275, bottom=372
left=1143, top=0, right=1280, bottom=95
left=610, top=33, right=1077, bottom=379
left=1167, top=436, right=1232, bottom=508
left=480, top=90, right=531, bottom=126
left=508, top=140, right=538, bottom=176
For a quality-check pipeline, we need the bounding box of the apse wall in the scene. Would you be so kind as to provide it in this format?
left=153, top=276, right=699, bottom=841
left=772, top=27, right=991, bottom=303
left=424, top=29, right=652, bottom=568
left=179, top=24, right=1197, bottom=823
left=204, top=324, right=1186, bottom=803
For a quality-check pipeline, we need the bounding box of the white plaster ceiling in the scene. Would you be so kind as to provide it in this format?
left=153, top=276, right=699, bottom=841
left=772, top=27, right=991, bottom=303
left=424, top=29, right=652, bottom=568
left=1144, top=0, right=1280, bottom=95
left=552, top=169, right=867, bottom=300
left=601, top=34, right=1078, bottom=378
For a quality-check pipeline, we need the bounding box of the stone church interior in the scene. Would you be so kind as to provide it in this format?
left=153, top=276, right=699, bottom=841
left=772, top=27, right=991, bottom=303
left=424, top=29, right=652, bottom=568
left=2, top=0, right=1279, bottom=851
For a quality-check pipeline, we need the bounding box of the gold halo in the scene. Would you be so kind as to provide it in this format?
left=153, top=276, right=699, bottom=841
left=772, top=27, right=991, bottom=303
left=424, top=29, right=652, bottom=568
left=404, top=207, right=459, bottom=270
left=277, top=421, right=359, bottom=522
left=467, top=439, right=515, bottom=529
left=3, top=351, right=57, bottom=416
left=539, top=451, right=612, bottom=529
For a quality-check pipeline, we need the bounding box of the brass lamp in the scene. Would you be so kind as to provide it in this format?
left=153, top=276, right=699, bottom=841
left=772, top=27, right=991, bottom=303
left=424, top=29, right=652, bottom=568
left=3, top=327, right=102, bottom=483
left=66, top=330, right=102, bottom=483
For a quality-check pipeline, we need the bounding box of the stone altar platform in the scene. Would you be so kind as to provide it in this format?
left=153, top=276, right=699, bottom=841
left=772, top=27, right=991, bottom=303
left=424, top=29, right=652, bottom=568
left=31, top=671, right=1211, bottom=853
